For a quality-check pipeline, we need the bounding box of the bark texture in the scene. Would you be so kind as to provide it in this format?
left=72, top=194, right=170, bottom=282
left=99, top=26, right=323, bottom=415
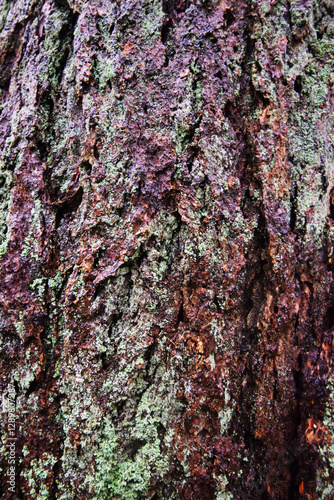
left=1, top=0, right=334, bottom=498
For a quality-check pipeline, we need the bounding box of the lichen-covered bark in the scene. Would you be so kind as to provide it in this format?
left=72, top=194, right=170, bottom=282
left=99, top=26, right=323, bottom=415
left=0, top=0, right=334, bottom=498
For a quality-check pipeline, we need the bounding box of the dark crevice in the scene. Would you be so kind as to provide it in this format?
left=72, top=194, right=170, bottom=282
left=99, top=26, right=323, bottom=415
left=236, top=175, right=271, bottom=495
left=185, top=115, right=201, bottom=144
left=26, top=378, right=39, bottom=397
left=52, top=8, right=78, bottom=86
left=133, top=248, right=147, bottom=271
left=254, top=89, right=270, bottom=108
left=143, top=340, right=158, bottom=384
left=240, top=188, right=255, bottom=219
left=125, top=439, right=146, bottom=461
left=100, top=352, right=109, bottom=370
left=0, top=22, right=25, bottom=90
left=35, top=139, right=49, bottom=162
left=273, top=367, right=278, bottom=400
left=284, top=1, right=292, bottom=31
left=13, top=379, right=20, bottom=396
left=35, top=87, right=56, bottom=161
left=224, top=99, right=235, bottom=120
left=93, top=140, right=101, bottom=160
left=203, top=31, right=218, bottom=44
left=294, top=75, right=302, bottom=94
left=290, top=184, right=297, bottom=231
left=321, top=169, right=328, bottom=194
left=186, top=145, right=199, bottom=173
left=157, top=422, right=166, bottom=442
left=255, top=205, right=270, bottom=262
left=56, top=46, right=70, bottom=84
left=81, top=159, right=92, bottom=175
left=56, top=266, right=74, bottom=300
left=50, top=420, right=67, bottom=499
left=108, top=311, right=124, bottom=338
left=324, top=305, right=334, bottom=331
left=224, top=9, right=235, bottom=28
left=54, top=0, right=71, bottom=7
left=93, top=247, right=104, bottom=268
left=55, top=186, right=83, bottom=227
left=177, top=301, right=186, bottom=325
left=162, top=0, right=190, bottom=17
left=161, top=17, right=174, bottom=45
left=40, top=90, right=54, bottom=115
left=116, top=400, right=126, bottom=418
left=144, top=339, right=156, bottom=364
left=329, top=188, right=334, bottom=219
left=180, top=114, right=203, bottom=173
left=50, top=459, right=61, bottom=500
left=213, top=295, right=221, bottom=313
left=243, top=18, right=255, bottom=64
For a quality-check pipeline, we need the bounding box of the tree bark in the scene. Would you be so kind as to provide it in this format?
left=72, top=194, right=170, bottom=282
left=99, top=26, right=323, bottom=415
left=1, top=0, right=334, bottom=498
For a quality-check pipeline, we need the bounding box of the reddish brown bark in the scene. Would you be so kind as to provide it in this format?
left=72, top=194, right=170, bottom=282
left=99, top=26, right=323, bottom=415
left=0, top=0, right=334, bottom=498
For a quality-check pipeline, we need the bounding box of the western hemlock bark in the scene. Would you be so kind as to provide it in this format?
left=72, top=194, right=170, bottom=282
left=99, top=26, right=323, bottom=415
left=0, top=0, right=334, bottom=498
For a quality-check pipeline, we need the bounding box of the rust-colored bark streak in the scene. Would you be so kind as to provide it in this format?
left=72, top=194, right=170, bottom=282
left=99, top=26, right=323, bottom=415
left=0, top=0, right=333, bottom=499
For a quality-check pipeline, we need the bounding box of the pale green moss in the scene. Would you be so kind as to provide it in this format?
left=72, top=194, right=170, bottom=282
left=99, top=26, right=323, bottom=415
left=216, top=474, right=234, bottom=500
left=21, top=199, right=44, bottom=260
left=21, top=454, right=58, bottom=500
left=30, top=277, right=47, bottom=298
left=218, top=377, right=234, bottom=434
left=94, top=367, right=178, bottom=499
left=0, top=0, right=11, bottom=31
left=14, top=321, right=25, bottom=338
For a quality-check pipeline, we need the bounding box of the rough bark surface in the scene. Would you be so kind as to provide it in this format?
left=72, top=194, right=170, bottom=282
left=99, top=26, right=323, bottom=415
left=1, top=0, right=334, bottom=498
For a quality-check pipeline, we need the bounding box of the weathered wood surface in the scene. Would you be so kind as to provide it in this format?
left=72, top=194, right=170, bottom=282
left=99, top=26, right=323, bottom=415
left=1, top=0, right=334, bottom=498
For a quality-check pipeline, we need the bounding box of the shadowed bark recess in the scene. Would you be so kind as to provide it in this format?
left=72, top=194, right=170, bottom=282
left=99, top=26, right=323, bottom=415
left=0, top=0, right=334, bottom=498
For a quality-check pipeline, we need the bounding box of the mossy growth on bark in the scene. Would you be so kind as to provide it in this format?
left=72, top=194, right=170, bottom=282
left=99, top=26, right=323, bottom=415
left=1, top=0, right=334, bottom=498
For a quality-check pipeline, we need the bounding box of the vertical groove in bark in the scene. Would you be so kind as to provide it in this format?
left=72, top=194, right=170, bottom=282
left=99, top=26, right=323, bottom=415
left=0, top=0, right=334, bottom=499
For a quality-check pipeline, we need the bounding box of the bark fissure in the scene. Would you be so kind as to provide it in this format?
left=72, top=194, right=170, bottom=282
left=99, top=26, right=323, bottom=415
left=1, top=0, right=334, bottom=498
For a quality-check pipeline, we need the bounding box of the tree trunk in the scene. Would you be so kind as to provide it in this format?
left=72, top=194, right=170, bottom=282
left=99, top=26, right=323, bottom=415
left=1, top=0, right=334, bottom=498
